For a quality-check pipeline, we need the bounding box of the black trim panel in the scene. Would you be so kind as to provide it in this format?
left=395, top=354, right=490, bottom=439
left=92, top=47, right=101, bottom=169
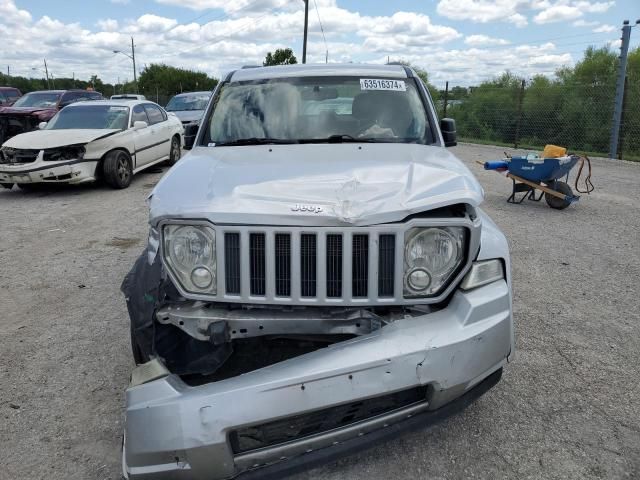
left=134, top=138, right=169, bottom=155
left=236, top=368, right=503, bottom=480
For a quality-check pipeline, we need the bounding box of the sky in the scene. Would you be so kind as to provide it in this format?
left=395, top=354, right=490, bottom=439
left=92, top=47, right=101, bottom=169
left=1, top=0, right=639, bottom=87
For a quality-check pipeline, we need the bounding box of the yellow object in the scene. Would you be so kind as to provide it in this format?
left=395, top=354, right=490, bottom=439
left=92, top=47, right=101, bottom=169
left=542, top=144, right=567, bottom=158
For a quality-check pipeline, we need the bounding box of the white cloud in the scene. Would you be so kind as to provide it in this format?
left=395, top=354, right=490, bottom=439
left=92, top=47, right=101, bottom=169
left=436, top=0, right=530, bottom=26
left=136, top=14, right=178, bottom=32
left=533, top=0, right=614, bottom=24
left=110, top=0, right=130, bottom=4
left=96, top=18, right=119, bottom=31
left=572, top=19, right=599, bottom=27
left=533, top=5, right=582, bottom=23
left=394, top=42, right=573, bottom=85
left=593, top=24, right=616, bottom=33
left=464, top=34, right=510, bottom=46
left=437, top=0, right=614, bottom=27
left=0, top=0, right=599, bottom=87
left=155, top=0, right=298, bottom=13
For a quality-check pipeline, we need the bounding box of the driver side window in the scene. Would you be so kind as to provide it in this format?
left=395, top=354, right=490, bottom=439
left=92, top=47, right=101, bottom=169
left=131, top=105, right=149, bottom=127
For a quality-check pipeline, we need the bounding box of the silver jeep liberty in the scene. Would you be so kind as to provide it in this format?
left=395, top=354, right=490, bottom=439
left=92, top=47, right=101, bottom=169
left=121, top=63, right=514, bottom=480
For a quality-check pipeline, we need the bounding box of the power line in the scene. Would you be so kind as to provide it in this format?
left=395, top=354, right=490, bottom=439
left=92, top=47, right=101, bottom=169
left=312, top=0, right=328, bottom=63
left=155, top=11, right=272, bottom=59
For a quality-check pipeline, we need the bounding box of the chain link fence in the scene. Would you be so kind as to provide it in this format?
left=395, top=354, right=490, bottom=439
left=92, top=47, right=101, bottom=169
left=439, top=78, right=640, bottom=161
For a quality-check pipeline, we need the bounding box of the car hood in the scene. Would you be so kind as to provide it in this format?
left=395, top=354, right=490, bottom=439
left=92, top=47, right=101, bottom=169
left=3, top=129, right=121, bottom=149
left=168, top=110, right=205, bottom=123
left=149, top=144, right=483, bottom=227
left=0, top=106, right=57, bottom=116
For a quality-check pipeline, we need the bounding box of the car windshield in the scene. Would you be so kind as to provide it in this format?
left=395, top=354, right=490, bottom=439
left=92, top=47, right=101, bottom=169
left=12, top=92, right=61, bottom=108
left=206, top=76, right=431, bottom=146
left=46, top=105, right=130, bottom=130
left=166, top=94, right=210, bottom=111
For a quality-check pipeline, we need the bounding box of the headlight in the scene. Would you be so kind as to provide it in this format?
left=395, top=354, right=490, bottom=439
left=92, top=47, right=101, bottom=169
left=404, top=227, right=465, bottom=297
left=163, top=224, right=216, bottom=294
left=43, top=146, right=85, bottom=161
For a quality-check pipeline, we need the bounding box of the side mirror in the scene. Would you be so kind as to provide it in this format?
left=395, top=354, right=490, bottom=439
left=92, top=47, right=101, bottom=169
left=183, top=123, right=199, bottom=150
left=440, top=118, right=457, bottom=147
left=132, top=121, right=148, bottom=130
left=38, top=122, right=48, bottom=130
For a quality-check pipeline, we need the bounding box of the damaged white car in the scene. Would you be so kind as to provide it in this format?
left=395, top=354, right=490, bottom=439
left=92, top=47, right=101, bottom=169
left=0, top=100, right=183, bottom=189
left=121, top=64, right=514, bottom=479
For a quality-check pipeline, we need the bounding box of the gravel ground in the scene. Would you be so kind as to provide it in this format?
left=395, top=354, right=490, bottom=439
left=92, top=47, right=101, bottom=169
left=0, top=144, right=638, bottom=480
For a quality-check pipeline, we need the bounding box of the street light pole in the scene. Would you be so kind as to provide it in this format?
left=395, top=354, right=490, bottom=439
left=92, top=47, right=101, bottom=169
left=302, top=0, right=309, bottom=64
left=43, top=58, right=50, bottom=89
left=114, top=38, right=138, bottom=94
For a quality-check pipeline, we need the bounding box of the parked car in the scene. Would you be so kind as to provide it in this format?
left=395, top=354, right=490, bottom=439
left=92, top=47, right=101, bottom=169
left=0, top=99, right=183, bottom=189
left=121, top=64, right=514, bottom=479
left=111, top=94, right=146, bottom=100
left=0, top=89, right=103, bottom=144
left=0, top=87, right=22, bottom=106
left=165, top=91, right=211, bottom=126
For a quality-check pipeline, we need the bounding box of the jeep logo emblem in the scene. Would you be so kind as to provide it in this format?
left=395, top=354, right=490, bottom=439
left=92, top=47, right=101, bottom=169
left=291, top=204, right=323, bottom=214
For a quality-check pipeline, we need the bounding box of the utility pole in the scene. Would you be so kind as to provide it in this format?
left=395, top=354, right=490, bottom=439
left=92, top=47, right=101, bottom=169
left=131, top=36, right=138, bottom=94
left=302, top=0, right=309, bottom=64
left=443, top=81, right=449, bottom=118
left=609, top=19, right=638, bottom=159
left=514, top=79, right=526, bottom=149
left=43, top=58, right=50, bottom=89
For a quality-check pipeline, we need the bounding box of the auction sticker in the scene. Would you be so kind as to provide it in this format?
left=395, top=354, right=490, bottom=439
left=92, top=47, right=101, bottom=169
left=360, top=78, right=406, bottom=91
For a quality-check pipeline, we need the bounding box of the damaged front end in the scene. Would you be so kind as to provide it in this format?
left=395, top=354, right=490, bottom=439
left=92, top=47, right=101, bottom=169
left=121, top=207, right=513, bottom=480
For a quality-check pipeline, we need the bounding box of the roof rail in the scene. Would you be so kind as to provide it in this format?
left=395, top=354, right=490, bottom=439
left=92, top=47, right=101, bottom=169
left=241, top=65, right=262, bottom=69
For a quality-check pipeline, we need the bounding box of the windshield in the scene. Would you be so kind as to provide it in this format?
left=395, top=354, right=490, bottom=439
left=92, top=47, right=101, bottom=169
left=46, top=105, right=129, bottom=130
left=166, top=94, right=210, bottom=111
left=12, top=92, right=61, bottom=108
left=206, top=76, right=431, bottom=145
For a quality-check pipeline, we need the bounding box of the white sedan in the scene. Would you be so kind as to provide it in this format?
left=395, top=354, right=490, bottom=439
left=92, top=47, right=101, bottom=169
left=0, top=99, right=183, bottom=189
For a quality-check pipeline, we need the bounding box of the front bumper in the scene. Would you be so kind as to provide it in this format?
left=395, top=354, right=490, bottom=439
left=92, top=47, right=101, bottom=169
left=0, top=158, right=98, bottom=184
left=123, top=280, right=513, bottom=480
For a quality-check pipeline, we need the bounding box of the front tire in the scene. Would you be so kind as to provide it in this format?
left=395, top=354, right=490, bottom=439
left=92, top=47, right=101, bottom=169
left=103, top=150, right=133, bottom=189
left=167, top=135, right=181, bottom=166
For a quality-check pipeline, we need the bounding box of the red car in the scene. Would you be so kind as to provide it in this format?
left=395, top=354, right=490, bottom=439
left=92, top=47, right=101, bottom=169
left=0, top=89, right=103, bottom=144
left=0, top=87, right=22, bottom=107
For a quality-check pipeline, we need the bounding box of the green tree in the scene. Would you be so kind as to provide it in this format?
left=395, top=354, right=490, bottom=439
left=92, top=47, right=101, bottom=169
left=137, top=64, right=218, bottom=100
left=263, top=48, right=298, bottom=66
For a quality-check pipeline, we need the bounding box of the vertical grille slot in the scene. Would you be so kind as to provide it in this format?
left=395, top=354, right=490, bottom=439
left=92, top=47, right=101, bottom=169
left=378, top=234, right=395, bottom=297
left=275, top=234, right=291, bottom=297
left=250, top=233, right=266, bottom=296
left=326, top=234, right=343, bottom=297
left=352, top=234, right=369, bottom=297
left=225, top=233, right=241, bottom=294
left=300, top=234, right=317, bottom=297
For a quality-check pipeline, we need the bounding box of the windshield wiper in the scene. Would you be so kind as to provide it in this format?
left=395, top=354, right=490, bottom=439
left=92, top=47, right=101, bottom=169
left=298, top=135, right=380, bottom=144
left=215, top=138, right=299, bottom=147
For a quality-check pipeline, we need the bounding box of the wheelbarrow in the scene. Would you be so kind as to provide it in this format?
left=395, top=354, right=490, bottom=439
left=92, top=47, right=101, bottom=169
left=481, top=155, right=586, bottom=210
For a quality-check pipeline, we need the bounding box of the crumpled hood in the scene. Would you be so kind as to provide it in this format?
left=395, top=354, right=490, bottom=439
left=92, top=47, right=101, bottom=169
left=169, top=110, right=205, bottom=123
left=3, top=129, right=121, bottom=149
left=149, top=143, right=484, bottom=226
left=0, top=106, right=57, bottom=117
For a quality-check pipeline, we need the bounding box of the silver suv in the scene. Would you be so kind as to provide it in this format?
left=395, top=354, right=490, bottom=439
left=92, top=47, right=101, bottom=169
left=121, top=64, right=514, bottom=480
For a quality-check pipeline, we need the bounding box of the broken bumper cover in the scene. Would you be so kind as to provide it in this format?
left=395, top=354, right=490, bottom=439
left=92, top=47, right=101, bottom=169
left=123, top=280, right=512, bottom=480
left=0, top=158, right=98, bottom=184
